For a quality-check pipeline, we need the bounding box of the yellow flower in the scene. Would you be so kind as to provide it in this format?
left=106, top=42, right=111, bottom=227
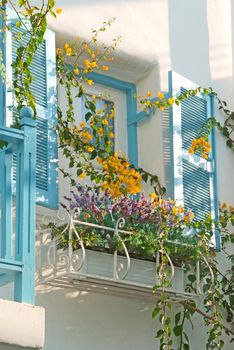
left=159, top=106, right=166, bottom=111
left=150, top=193, right=157, bottom=199
left=157, top=92, right=165, bottom=100
left=79, top=173, right=86, bottom=180
left=90, top=61, right=98, bottom=68
left=145, top=100, right=151, bottom=107
left=56, top=8, right=62, bottom=14
left=84, top=59, right=90, bottom=67
left=147, top=90, right=152, bottom=97
left=102, top=65, right=109, bottom=71
left=83, top=43, right=88, bottom=50
left=97, top=128, right=103, bottom=136
left=64, top=43, right=70, bottom=49
left=102, top=119, right=108, bottom=126
left=74, top=68, right=79, bottom=75
left=109, top=132, right=115, bottom=138
left=188, top=147, right=194, bottom=154
left=66, top=47, right=72, bottom=56
left=97, top=109, right=102, bottom=115
left=86, top=79, right=94, bottom=86
left=56, top=48, right=63, bottom=56
left=92, top=95, right=96, bottom=100
left=172, top=207, right=179, bottom=215
left=106, top=140, right=111, bottom=145
left=80, top=121, right=86, bottom=128
left=168, top=97, right=175, bottom=105
left=202, top=153, right=208, bottom=159
left=74, top=127, right=79, bottom=134
left=87, top=146, right=94, bottom=152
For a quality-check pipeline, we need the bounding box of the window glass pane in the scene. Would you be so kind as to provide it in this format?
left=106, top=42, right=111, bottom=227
left=81, top=95, right=115, bottom=152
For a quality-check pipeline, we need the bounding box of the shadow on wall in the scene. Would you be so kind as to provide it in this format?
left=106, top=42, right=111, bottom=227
left=36, top=286, right=156, bottom=350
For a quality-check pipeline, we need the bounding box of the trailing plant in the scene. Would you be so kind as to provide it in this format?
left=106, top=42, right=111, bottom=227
left=50, top=185, right=234, bottom=349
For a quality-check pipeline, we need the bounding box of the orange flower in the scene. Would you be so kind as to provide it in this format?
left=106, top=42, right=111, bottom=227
left=84, top=59, right=90, bottom=67
left=188, top=147, right=194, bottom=154
left=147, top=90, right=152, bottom=97
left=202, top=153, right=208, bottom=159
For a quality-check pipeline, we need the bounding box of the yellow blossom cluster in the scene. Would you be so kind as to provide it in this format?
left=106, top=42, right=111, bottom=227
left=188, top=137, right=211, bottom=159
left=80, top=130, right=93, bottom=143
left=97, top=154, right=142, bottom=197
left=139, top=91, right=175, bottom=112
left=219, top=202, right=234, bottom=212
left=64, top=43, right=72, bottom=56
left=150, top=193, right=194, bottom=222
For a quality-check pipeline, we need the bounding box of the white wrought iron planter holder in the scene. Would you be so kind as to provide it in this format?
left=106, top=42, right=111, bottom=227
left=36, top=209, right=202, bottom=302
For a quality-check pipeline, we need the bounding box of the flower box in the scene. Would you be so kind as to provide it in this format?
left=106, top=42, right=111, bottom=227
left=75, top=249, right=185, bottom=292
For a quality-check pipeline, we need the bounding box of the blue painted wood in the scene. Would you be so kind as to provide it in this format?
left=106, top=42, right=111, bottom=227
left=0, top=126, right=24, bottom=142
left=0, top=5, right=5, bottom=126
left=6, top=22, right=58, bottom=209
left=14, top=106, right=36, bottom=304
left=0, top=151, right=13, bottom=260
left=70, top=68, right=139, bottom=167
left=168, top=71, right=219, bottom=248
left=210, top=94, right=220, bottom=250
left=126, top=89, right=138, bottom=167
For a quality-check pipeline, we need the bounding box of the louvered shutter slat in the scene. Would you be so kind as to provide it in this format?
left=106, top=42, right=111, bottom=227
left=168, top=71, right=219, bottom=247
left=6, top=14, right=58, bottom=208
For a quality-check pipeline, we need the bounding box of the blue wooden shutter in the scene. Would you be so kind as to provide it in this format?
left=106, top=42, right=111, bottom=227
left=5, top=16, right=58, bottom=209
left=168, top=71, right=219, bottom=247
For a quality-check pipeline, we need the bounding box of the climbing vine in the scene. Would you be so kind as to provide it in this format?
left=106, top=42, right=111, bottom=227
left=0, top=2, right=233, bottom=349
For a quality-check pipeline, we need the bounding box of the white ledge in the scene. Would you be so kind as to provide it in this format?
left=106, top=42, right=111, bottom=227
left=0, top=299, right=45, bottom=349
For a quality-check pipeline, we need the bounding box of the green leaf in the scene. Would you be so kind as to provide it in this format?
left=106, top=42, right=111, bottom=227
left=175, top=312, right=181, bottom=325
left=188, top=274, right=196, bottom=283
left=173, top=325, right=182, bottom=337
left=226, top=139, right=233, bottom=148
left=152, top=307, right=160, bottom=319
left=155, top=329, right=164, bottom=338
left=142, top=173, right=148, bottom=183
left=85, top=112, right=92, bottom=121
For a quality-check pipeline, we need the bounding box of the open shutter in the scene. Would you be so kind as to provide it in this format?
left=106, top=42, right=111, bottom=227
left=168, top=71, right=219, bottom=247
left=5, top=13, right=58, bottom=209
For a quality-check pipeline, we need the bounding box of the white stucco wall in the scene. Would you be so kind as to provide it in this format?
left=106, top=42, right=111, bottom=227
left=1, top=1, right=234, bottom=349
left=46, top=1, right=234, bottom=350
left=48, top=0, right=234, bottom=206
